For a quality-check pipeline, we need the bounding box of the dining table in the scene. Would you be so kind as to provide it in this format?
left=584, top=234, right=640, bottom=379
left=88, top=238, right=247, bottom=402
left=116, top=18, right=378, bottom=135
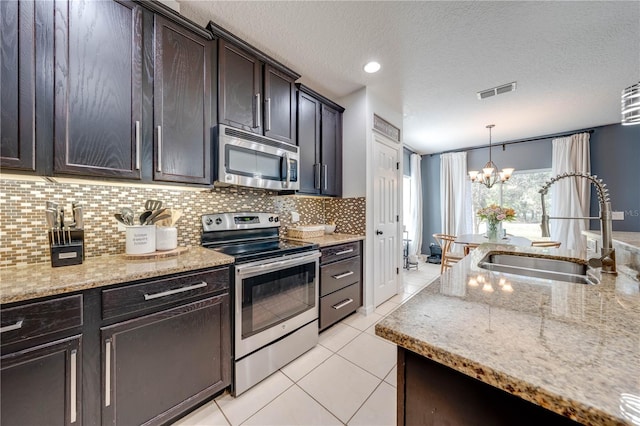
left=454, top=234, right=532, bottom=255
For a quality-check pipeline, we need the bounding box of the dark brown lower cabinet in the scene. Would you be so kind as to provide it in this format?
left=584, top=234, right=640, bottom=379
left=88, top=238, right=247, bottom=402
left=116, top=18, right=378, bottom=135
left=397, top=347, right=579, bottom=426
left=101, top=295, right=230, bottom=426
left=1, top=335, right=82, bottom=426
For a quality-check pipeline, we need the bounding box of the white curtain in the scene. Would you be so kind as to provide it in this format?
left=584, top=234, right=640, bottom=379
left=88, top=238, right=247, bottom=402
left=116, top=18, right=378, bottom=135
left=550, top=133, right=591, bottom=252
left=407, top=153, right=422, bottom=257
left=440, top=152, right=472, bottom=242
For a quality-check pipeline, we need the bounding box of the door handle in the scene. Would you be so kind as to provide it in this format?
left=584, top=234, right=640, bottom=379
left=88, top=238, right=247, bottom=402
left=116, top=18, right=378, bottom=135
left=265, top=97, right=271, bottom=131
left=376, top=230, right=383, bottom=235
left=70, top=349, right=77, bottom=423
left=156, top=125, right=162, bottom=173
left=254, top=93, right=262, bottom=129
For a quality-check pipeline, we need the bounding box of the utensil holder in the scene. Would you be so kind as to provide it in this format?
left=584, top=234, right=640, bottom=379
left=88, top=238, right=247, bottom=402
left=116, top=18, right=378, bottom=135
left=49, top=229, right=84, bottom=267
left=126, top=225, right=156, bottom=254
left=156, top=226, right=178, bottom=251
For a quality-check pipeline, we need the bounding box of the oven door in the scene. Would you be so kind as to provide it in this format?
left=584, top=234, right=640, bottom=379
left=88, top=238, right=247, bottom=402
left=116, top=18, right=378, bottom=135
left=234, top=251, right=320, bottom=359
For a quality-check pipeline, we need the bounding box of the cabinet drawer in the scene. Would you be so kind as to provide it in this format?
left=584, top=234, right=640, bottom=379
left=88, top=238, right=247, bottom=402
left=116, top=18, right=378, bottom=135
left=0, top=295, right=83, bottom=347
left=320, top=283, right=361, bottom=330
left=320, top=256, right=361, bottom=297
left=320, top=241, right=360, bottom=265
left=102, top=268, right=229, bottom=320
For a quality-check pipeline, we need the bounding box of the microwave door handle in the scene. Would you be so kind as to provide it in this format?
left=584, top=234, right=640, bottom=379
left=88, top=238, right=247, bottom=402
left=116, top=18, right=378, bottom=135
left=283, top=152, right=291, bottom=189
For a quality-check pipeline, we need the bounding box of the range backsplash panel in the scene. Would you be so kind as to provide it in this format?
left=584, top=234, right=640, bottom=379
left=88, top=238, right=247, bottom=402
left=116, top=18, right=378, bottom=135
left=0, top=177, right=365, bottom=267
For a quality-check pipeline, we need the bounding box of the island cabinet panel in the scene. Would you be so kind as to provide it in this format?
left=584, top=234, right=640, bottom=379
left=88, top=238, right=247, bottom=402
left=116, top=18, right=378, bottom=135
left=0, top=0, right=36, bottom=171
left=153, top=15, right=212, bottom=184
left=53, top=0, right=143, bottom=179
left=101, top=295, right=230, bottom=426
left=398, top=348, right=580, bottom=426
left=296, top=84, right=344, bottom=196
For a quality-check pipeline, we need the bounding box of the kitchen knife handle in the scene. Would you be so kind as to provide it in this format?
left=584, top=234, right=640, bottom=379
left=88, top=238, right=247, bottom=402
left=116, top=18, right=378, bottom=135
left=105, top=339, right=112, bottom=407
left=157, top=125, right=162, bottom=173
left=70, top=349, right=77, bottom=423
left=135, top=120, right=141, bottom=170
left=265, top=97, right=271, bottom=131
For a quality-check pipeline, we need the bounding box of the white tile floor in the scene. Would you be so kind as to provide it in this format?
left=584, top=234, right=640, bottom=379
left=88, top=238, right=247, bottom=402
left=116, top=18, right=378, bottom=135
left=174, top=262, right=441, bottom=426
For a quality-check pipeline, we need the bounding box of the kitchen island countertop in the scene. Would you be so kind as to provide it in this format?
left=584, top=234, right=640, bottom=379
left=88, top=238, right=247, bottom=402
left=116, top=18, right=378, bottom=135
left=0, top=246, right=234, bottom=304
left=285, top=232, right=365, bottom=247
left=376, top=244, right=640, bottom=425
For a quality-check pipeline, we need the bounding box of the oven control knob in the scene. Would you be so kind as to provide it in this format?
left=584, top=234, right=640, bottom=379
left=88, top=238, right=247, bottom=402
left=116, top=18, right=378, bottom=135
left=274, top=216, right=279, bottom=222
left=205, top=217, right=213, bottom=226
left=268, top=216, right=274, bottom=222
left=215, top=218, right=222, bottom=225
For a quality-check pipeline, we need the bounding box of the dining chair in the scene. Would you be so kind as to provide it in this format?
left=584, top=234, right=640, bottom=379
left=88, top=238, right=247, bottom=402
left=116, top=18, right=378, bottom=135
left=531, top=241, right=562, bottom=248
left=432, top=233, right=464, bottom=274
left=463, top=242, right=481, bottom=255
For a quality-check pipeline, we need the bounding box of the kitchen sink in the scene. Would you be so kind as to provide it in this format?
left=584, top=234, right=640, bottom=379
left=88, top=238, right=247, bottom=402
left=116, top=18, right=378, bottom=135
left=478, top=253, right=599, bottom=285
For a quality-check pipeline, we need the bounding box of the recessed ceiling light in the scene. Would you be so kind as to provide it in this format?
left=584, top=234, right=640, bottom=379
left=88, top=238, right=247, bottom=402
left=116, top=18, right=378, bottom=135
left=364, top=61, right=381, bottom=73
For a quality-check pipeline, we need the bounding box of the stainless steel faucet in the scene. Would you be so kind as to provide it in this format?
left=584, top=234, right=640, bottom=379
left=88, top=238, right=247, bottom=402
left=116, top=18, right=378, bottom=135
left=539, top=172, right=617, bottom=274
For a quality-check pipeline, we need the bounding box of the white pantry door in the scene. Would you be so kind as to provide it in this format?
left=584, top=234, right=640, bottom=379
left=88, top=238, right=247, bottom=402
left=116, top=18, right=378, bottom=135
left=372, top=134, right=400, bottom=307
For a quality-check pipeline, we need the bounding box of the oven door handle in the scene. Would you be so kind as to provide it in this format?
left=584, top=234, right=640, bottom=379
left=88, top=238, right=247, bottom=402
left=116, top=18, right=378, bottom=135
left=236, top=251, right=321, bottom=277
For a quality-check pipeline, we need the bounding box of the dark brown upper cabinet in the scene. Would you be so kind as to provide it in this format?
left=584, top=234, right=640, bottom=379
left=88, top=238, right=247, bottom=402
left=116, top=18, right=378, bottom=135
left=0, top=1, right=36, bottom=171
left=153, top=15, right=212, bottom=185
left=296, top=84, right=344, bottom=197
left=211, top=22, right=299, bottom=145
left=53, top=0, right=143, bottom=179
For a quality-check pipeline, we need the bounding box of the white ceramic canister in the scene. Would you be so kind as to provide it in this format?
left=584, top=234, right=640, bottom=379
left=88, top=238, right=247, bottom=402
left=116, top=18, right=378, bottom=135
left=156, top=226, right=178, bottom=251
left=125, top=225, right=156, bottom=254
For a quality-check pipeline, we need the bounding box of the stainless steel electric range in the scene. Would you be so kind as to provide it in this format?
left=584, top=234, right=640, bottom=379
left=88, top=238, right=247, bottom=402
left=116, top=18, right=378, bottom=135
left=201, top=212, right=320, bottom=395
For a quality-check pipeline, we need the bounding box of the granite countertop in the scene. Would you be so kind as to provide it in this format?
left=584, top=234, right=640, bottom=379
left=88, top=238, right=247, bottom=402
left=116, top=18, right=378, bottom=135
left=376, top=244, right=640, bottom=426
left=0, top=246, right=234, bottom=305
left=285, top=232, right=365, bottom=247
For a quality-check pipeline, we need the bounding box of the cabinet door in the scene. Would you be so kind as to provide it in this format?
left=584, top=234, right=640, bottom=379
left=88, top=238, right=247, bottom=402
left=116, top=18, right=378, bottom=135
left=1, top=335, right=81, bottom=426
left=297, top=91, right=321, bottom=194
left=218, top=39, right=262, bottom=134
left=101, top=295, right=230, bottom=426
left=0, top=1, right=36, bottom=171
left=153, top=16, right=212, bottom=184
left=53, top=0, right=142, bottom=178
left=320, top=104, right=342, bottom=196
left=264, top=65, right=296, bottom=144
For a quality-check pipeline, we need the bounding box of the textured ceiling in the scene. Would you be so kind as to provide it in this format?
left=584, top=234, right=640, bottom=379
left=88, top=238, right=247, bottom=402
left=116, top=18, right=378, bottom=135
left=178, top=1, right=640, bottom=154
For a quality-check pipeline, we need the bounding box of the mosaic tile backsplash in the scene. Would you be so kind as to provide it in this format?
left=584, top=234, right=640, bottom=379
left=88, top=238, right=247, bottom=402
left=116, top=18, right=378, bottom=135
left=0, top=177, right=365, bottom=267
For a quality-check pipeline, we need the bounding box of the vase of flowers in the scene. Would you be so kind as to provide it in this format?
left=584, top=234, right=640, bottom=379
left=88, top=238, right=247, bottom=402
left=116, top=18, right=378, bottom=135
left=477, top=205, right=516, bottom=242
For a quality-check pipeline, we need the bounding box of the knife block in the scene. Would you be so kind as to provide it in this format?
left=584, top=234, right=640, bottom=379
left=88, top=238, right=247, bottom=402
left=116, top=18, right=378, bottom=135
left=48, top=229, right=84, bottom=267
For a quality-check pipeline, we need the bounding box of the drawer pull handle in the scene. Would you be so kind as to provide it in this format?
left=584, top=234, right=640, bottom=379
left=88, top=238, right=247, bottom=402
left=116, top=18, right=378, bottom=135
left=105, top=339, right=112, bottom=407
left=70, top=349, right=77, bottom=423
left=0, top=319, right=23, bottom=333
left=332, top=298, right=354, bottom=310
left=143, top=282, right=208, bottom=300
left=332, top=271, right=354, bottom=280
left=335, top=249, right=354, bottom=256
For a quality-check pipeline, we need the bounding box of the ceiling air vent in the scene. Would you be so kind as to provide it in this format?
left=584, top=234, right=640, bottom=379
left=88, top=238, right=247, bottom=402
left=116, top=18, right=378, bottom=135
left=477, top=82, right=517, bottom=100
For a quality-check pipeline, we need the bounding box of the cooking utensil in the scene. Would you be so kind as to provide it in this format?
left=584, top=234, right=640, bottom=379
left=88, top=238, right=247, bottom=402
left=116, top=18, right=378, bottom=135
left=139, top=210, right=153, bottom=225
left=144, top=208, right=167, bottom=225
left=150, top=213, right=171, bottom=225
left=170, top=209, right=183, bottom=226
left=121, top=207, right=135, bottom=226
left=114, top=214, right=129, bottom=226
left=46, top=209, right=58, bottom=245
left=145, top=199, right=163, bottom=211
left=74, top=206, right=84, bottom=229
left=46, top=201, right=59, bottom=212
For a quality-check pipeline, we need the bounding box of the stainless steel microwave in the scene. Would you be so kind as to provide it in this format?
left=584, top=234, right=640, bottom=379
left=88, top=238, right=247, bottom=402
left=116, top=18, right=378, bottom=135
left=216, top=124, right=299, bottom=191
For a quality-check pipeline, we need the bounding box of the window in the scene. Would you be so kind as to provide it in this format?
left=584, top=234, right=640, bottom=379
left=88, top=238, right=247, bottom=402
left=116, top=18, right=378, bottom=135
left=471, top=169, right=552, bottom=240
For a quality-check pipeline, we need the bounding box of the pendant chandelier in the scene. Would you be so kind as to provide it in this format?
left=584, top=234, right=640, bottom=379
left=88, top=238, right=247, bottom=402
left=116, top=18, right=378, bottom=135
left=468, top=124, right=514, bottom=189
left=621, top=82, right=640, bottom=126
